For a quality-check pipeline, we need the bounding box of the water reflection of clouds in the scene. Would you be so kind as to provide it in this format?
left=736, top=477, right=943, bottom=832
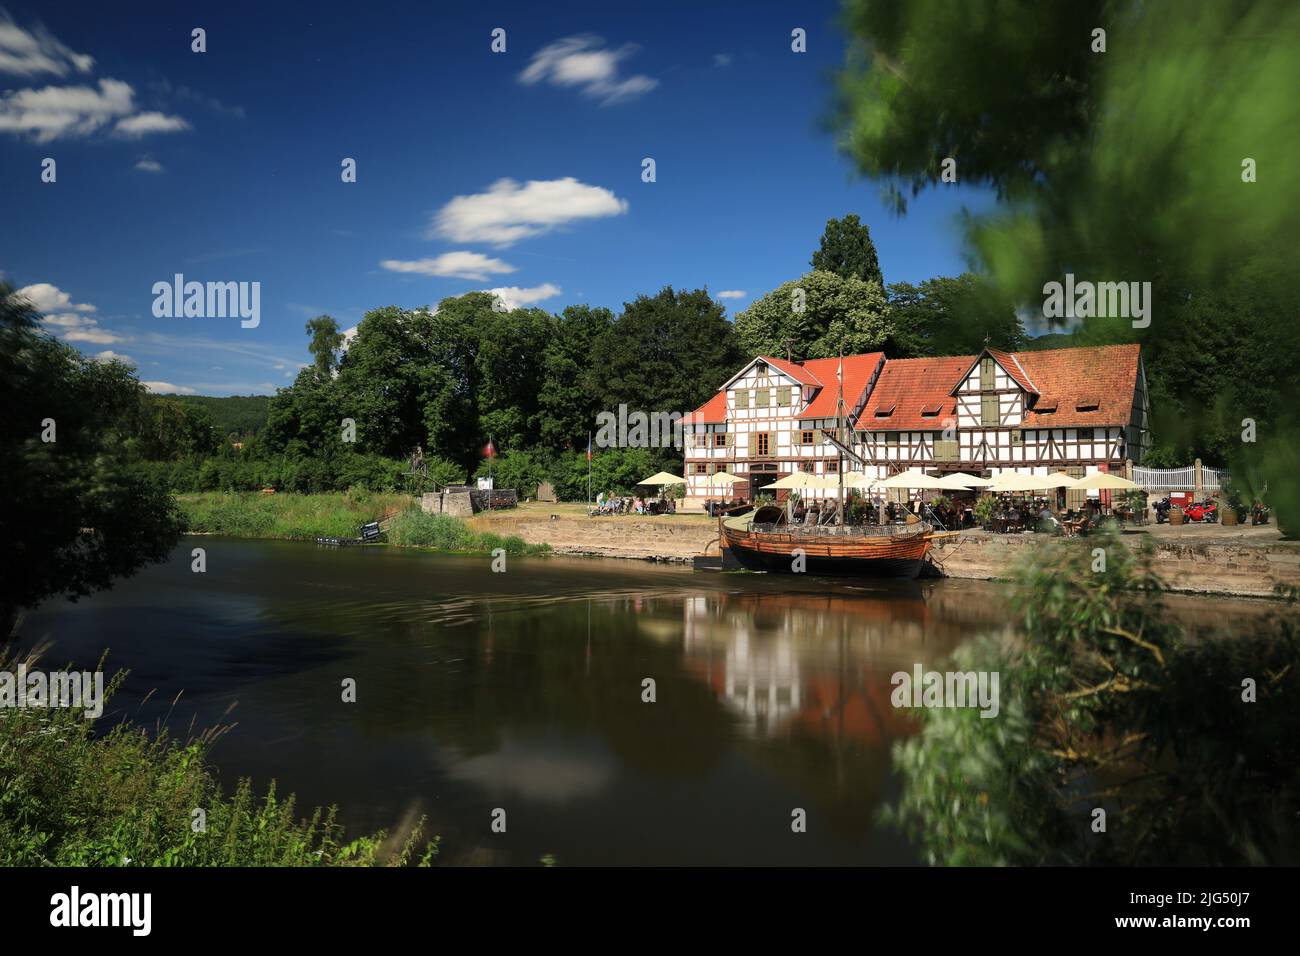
left=440, top=734, right=615, bottom=803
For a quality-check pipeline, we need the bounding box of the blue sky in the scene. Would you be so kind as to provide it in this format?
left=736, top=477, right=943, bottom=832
left=2, top=0, right=997, bottom=396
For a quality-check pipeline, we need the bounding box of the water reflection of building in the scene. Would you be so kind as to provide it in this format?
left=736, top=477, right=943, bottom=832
left=681, top=590, right=946, bottom=742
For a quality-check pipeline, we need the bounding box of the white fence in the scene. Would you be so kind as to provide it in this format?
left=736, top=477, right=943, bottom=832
left=1132, top=464, right=1227, bottom=492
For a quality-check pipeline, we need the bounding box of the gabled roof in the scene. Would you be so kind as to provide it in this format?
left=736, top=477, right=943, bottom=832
left=761, top=355, right=824, bottom=388
left=858, top=355, right=974, bottom=431
left=687, top=389, right=728, bottom=424
left=718, top=355, right=822, bottom=390
left=950, top=348, right=1039, bottom=396
left=797, top=353, right=885, bottom=418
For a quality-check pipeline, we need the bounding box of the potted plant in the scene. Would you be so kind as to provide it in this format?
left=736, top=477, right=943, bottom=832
left=973, top=495, right=998, bottom=530
left=1170, top=504, right=1185, bottom=526
left=1218, top=478, right=1245, bottom=526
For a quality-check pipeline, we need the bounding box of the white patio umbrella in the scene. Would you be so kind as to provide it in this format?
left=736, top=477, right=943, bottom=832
left=708, top=471, right=744, bottom=485
left=1039, top=472, right=1081, bottom=489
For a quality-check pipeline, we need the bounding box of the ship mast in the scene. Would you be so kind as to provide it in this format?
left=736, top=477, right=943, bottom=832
left=837, top=347, right=846, bottom=531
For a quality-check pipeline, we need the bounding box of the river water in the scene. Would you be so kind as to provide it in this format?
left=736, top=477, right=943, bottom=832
left=17, top=537, right=1274, bottom=866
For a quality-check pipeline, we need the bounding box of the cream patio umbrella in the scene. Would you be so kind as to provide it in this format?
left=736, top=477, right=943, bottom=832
left=709, top=471, right=744, bottom=485
left=1039, top=472, right=1082, bottom=489
left=878, top=468, right=950, bottom=490
left=637, top=471, right=686, bottom=487
left=944, top=472, right=994, bottom=488
left=987, top=471, right=1056, bottom=493
left=1074, top=472, right=1142, bottom=491
left=934, top=473, right=977, bottom=491
left=765, top=472, right=821, bottom=490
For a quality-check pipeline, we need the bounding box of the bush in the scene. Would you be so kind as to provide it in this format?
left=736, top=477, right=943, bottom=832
left=386, top=509, right=545, bottom=555
left=0, top=648, right=437, bottom=866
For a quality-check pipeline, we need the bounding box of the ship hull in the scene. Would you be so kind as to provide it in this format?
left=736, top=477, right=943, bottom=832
left=721, top=526, right=933, bottom=579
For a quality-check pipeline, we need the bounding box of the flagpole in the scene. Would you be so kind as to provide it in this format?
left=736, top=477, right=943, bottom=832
left=587, top=431, right=592, bottom=509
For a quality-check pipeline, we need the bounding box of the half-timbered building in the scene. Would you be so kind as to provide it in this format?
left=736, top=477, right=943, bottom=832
left=682, top=343, right=1149, bottom=510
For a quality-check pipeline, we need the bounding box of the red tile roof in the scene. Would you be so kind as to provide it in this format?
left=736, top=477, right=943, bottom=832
left=1016, top=344, right=1140, bottom=427
left=857, top=355, right=974, bottom=430
left=797, top=353, right=884, bottom=418
left=687, top=389, right=728, bottom=424
left=759, top=355, right=824, bottom=388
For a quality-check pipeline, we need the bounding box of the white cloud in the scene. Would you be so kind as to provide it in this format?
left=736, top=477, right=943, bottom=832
left=114, top=110, right=189, bottom=136
left=134, top=154, right=163, bottom=173
left=143, top=381, right=197, bottom=395
left=713, top=53, right=733, bottom=68
left=380, top=251, right=516, bottom=281
left=0, top=76, right=134, bottom=141
left=64, top=326, right=126, bottom=344
left=717, top=290, right=746, bottom=299
left=486, top=283, right=561, bottom=310
left=519, top=35, right=657, bottom=105
left=432, top=177, right=627, bottom=247
left=93, top=350, right=134, bottom=364
left=0, top=17, right=191, bottom=142
left=16, top=281, right=128, bottom=344
left=16, top=282, right=96, bottom=314
left=0, top=12, right=94, bottom=77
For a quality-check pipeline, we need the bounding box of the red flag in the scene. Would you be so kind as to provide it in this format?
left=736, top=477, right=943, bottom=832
left=482, top=439, right=496, bottom=459
left=586, top=435, right=593, bottom=461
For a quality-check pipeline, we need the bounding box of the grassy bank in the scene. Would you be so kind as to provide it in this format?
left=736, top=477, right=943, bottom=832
left=176, top=492, right=548, bottom=555
left=387, top=509, right=549, bottom=555
left=178, top=491, right=411, bottom=539
left=0, top=649, right=437, bottom=866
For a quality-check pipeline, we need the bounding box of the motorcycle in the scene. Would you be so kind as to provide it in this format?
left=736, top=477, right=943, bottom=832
left=1252, top=502, right=1271, bottom=525
left=1183, top=499, right=1218, bottom=523
left=1153, top=497, right=1172, bottom=524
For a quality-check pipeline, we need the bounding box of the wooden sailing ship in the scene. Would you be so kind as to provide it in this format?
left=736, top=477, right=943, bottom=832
left=720, top=507, right=935, bottom=579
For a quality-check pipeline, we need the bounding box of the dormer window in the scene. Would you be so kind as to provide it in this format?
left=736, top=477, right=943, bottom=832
left=1075, top=396, right=1100, bottom=411
left=1035, top=399, right=1058, bottom=413
left=874, top=402, right=896, bottom=418
left=921, top=402, right=943, bottom=417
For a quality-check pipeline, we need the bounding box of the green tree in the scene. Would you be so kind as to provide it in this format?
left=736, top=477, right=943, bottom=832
left=811, top=213, right=884, bottom=287
left=885, top=273, right=1025, bottom=357
left=539, top=304, right=615, bottom=451
left=305, top=315, right=345, bottom=377
left=591, top=287, right=742, bottom=417
left=0, top=282, right=185, bottom=636
left=734, top=270, right=891, bottom=360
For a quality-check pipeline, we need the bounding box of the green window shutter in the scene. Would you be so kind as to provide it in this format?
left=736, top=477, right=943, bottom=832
left=777, top=386, right=790, bottom=406
left=980, top=357, right=995, bottom=391
left=747, top=432, right=756, bottom=457
left=756, top=388, right=769, bottom=408
left=982, top=394, right=1000, bottom=426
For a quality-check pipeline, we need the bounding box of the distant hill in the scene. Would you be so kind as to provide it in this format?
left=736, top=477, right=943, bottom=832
left=173, top=394, right=272, bottom=437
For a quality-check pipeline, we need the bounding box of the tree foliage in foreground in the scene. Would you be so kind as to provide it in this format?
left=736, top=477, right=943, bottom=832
left=885, top=534, right=1300, bottom=865
left=832, top=0, right=1300, bottom=525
